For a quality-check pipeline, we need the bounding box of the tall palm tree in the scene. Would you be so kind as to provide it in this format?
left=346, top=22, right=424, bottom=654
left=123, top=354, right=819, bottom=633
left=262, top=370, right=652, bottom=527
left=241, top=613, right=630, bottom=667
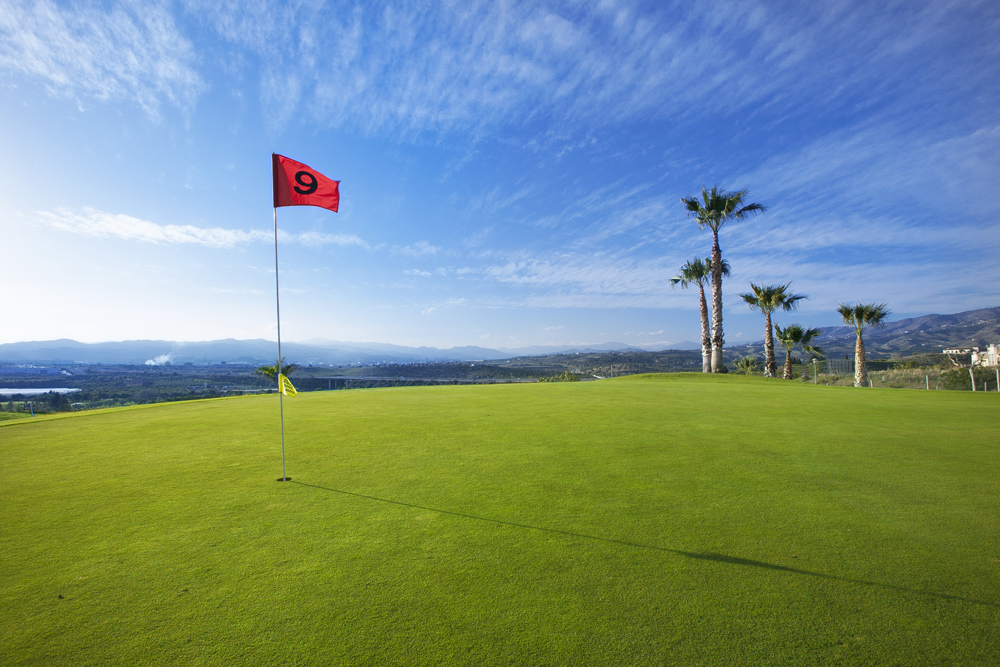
left=681, top=186, right=766, bottom=372
left=738, top=282, right=806, bottom=378
left=836, top=302, right=890, bottom=387
left=773, top=324, right=823, bottom=380
left=671, top=256, right=730, bottom=373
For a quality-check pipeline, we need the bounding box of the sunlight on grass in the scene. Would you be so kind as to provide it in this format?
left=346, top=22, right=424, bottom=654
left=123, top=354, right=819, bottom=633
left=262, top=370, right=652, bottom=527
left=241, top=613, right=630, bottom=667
left=2, top=375, right=998, bottom=665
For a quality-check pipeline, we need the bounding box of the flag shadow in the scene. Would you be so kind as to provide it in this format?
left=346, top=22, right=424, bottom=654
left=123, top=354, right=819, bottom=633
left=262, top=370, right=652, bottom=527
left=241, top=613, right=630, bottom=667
left=290, top=480, right=997, bottom=609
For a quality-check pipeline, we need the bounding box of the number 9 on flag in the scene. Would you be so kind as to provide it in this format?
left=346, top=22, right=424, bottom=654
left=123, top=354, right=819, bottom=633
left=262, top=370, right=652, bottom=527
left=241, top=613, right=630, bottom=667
left=272, top=153, right=340, bottom=213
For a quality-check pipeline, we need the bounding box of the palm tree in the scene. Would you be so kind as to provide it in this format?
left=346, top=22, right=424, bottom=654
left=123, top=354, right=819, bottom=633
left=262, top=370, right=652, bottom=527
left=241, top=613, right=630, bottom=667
left=681, top=186, right=766, bottom=372
left=836, top=302, right=890, bottom=387
left=773, top=324, right=823, bottom=380
left=255, top=357, right=299, bottom=383
left=738, top=282, right=806, bottom=378
left=733, top=355, right=760, bottom=375
left=671, top=256, right=730, bottom=373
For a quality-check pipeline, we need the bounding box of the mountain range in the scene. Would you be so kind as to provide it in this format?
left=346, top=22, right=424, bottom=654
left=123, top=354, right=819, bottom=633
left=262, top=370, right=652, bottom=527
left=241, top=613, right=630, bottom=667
left=0, top=337, right=673, bottom=366
left=2, top=307, right=996, bottom=366
left=727, top=306, right=1000, bottom=359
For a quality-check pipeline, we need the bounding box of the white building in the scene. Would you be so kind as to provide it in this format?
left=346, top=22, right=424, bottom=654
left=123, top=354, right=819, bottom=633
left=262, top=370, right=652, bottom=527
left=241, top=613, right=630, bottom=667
left=942, top=344, right=999, bottom=367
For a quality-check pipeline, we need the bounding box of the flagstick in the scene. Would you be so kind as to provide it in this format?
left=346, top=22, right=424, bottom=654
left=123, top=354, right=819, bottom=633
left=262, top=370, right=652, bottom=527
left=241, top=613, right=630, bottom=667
left=273, top=206, right=289, bottom=482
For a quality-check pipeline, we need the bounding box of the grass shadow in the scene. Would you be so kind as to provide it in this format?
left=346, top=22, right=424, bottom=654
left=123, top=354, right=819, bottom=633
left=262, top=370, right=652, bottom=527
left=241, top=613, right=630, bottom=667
left=291, top=480, right=998, bottom=609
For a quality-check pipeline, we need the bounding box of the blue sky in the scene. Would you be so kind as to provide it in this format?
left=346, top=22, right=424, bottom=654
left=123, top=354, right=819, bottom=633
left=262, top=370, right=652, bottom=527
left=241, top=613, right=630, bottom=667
left=2, top=0, right=998, bottom=350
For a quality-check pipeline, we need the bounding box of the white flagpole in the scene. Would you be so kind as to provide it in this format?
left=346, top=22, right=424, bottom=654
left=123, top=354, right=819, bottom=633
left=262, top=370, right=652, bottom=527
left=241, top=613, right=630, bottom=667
left=273, top=206, right=289, bottom=482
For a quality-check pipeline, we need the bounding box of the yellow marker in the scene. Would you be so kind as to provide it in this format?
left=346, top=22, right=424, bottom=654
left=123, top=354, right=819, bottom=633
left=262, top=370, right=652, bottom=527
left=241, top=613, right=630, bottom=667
left=278, top=374, right=297, bottom=397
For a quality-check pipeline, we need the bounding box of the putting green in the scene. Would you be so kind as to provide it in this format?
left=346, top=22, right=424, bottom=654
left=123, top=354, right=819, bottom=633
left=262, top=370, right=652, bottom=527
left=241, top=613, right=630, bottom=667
left=2, top=375, right=998, bottom=665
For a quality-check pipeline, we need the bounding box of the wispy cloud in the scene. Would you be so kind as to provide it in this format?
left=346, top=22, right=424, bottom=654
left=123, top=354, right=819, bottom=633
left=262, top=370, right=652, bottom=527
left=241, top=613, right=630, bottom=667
left=187, top=0, right=999, bottom=137
left=5, top=0, right=995, bottom=139
left=10, top=0, right=993, bottom=142
left=724, top=252, right=1000, bottom=317
left=294, top=231, right=368, bottom=249
left=33, top=208, right=366, bottom=249
left=738, top=123, right=1000, bottom=223
left=461, top=251, right=686, bottom=309
left=0, top=0, right=204, bottom=116
left=396, top=241, right=441, bottom=257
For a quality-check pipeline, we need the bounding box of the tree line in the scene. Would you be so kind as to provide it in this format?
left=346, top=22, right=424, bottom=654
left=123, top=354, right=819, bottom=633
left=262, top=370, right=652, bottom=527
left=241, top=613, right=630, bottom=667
left=675, top=186, right=889, bottom=387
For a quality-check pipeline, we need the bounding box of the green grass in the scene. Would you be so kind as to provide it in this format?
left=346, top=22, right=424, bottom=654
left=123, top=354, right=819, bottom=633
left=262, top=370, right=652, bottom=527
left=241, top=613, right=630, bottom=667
left=2, top=374, right=998, bottom=665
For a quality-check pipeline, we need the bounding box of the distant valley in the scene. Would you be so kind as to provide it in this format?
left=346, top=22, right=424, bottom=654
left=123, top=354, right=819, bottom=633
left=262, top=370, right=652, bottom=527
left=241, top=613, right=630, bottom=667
left=0, top=337, right=669, bottom=366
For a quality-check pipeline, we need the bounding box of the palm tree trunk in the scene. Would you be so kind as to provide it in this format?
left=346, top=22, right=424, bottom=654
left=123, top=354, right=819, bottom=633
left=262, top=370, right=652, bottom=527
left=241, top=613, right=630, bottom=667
left=710, top=231, right=724, bottom=372
left=854, top=334, right=867, bottom=387
left=783, top=349, right=793, bottom=380
left=698, top=284, right=711, bottom=373
left=764, top=311, right=775, bottom=378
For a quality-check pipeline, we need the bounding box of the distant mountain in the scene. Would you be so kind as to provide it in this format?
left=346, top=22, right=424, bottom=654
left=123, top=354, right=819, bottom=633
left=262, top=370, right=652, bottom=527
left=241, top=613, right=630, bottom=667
left=0, top=338, right=654, bottom=366
left=0, top=338, right=498, bottom=365
left=727, top=306, right=1000, bottom=359
left=495, top=343, right=651, bottom=356
left=298, top=339, right=511, bottom=362
left=3, top=308, right=994, bottom=365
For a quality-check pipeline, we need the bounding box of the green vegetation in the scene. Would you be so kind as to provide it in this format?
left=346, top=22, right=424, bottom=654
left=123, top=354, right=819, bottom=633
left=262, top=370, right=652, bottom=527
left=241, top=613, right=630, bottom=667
left=2, top=375, right=997, bottom=665
left=732, top=355, right=760, bottom=375
left=837, top=302, right=892, bottom=387
left=681, top=186, right=767, bottom=372
left=671, top=256, right=730, bottom=373
left=255, top=358, right=299, bottom=382
left=942, top=365, right=998, bottom=391
left=536, top=370, right=581, bottom=382
left=774, top=324, right=823, bottom=380
left=0, top=365, right=275, bottom=411
left=739, top=282, right=807, bottom=378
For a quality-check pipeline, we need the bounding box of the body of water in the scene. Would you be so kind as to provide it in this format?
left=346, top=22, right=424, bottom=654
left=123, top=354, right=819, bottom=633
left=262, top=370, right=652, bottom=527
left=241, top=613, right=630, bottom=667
left=0, top=388, right=81, bottom=396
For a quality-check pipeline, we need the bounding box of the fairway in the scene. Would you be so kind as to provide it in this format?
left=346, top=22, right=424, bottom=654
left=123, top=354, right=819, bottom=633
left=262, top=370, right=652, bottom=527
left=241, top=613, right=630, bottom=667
left=2, top=375, right=998, bottom=665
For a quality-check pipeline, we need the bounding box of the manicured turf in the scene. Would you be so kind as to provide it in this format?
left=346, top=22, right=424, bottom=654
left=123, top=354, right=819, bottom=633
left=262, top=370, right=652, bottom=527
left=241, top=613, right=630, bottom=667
left=2, top=375, right=998, bottom=665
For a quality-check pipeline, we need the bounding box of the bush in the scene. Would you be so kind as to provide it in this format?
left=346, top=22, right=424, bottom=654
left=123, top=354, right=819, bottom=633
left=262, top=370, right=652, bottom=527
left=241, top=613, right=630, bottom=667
left=941, top=367, right=996, bottom=391
left=733, top=356, right=760, bottom=375
left=538, top=371, right=581, bottom=383
left=46, top=392, right=72, bottom=412
left=134, top=389, right=159, bottom=403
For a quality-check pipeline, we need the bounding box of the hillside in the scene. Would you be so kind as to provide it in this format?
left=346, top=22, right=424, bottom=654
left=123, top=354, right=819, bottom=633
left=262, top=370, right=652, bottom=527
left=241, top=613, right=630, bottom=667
left=729, top=306, right=1000, bottom=360
left=0, top=338, right=648, bottom=366
left=2, top=307, right=996, bottom=366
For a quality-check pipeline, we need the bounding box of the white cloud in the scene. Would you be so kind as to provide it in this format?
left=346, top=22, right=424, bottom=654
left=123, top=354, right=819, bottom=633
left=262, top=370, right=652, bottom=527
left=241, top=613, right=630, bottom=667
left=396, top=241, right=440, bottom=257
left=203, top=0, right=997, bottom=137
left=32, top=208, right=366, bottom=249
left=0, top=0, right=205, bottom=115
left=7, top=0, right=993, bottom=140
left=293, top=230, right=367, bottom=249
left=35, top=207, right=266, bottom=247
left=9, top=0, right=989, bottom=141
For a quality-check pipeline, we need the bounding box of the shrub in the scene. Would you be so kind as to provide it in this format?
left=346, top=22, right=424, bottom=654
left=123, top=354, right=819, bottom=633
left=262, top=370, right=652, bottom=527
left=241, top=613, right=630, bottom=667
left=538, top=371, right=581, bottom=383
left=941, top=367, right=995, bottom=391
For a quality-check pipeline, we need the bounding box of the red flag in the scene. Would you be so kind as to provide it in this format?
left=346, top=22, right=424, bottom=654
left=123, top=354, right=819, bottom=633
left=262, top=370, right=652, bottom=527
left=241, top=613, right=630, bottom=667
left=272, top=153, right=340, bottom=212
